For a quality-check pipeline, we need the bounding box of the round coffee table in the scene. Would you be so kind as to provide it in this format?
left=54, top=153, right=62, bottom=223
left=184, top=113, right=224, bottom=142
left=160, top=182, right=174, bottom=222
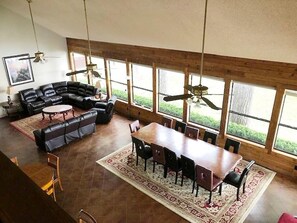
left=42, top=105, right=74, bottom=122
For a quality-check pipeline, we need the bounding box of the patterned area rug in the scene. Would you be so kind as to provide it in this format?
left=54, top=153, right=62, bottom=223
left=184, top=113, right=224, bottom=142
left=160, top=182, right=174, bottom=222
left=10, top=108, right=86, bottom=141
left=97, top=143, right=276, bottom=223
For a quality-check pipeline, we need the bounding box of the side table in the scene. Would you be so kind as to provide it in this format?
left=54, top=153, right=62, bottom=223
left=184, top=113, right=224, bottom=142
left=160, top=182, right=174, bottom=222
left=2, top=103, right=23, bottom=119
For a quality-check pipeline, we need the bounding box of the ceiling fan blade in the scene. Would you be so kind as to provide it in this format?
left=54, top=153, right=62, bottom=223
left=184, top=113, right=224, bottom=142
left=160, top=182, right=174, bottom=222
left=91, top=70, right=101, bottom=78
left=184, top=85, right=193, bottom=92
left=201, top=96, right=220, bottom=110
left=163, top=94, right=192, bottom=102
left=66, top=69, right=87, bottom=76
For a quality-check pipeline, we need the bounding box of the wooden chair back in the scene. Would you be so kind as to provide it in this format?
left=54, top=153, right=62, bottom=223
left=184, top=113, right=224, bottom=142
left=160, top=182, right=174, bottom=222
left=203, top=130, right=218, bottom=145
left=44, top=175, right=56, bottom=202
left=184, top=126, right=199, bottom=140
left=161, top=116, right=173, bottom=128
left=224, top=138, right=241, bottom=154
left=129, top=120, right=140, bottom=133
left=47, top=153, right=63, bottom=191
left=174, top=120, right=187, bottom=133
left=151, top=143, right=166, bottom=165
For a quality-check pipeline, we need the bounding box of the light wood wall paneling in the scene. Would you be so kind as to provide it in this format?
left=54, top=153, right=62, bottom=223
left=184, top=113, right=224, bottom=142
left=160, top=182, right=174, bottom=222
left=265, top=86, right=285, bottom=153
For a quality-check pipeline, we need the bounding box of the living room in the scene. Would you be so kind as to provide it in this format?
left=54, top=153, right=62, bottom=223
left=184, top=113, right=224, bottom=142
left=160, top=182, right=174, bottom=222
left=0, top=1, right=297, bottom=223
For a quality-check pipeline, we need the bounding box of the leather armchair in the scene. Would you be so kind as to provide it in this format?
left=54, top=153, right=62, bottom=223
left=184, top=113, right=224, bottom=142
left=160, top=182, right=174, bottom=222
left=91, top=96, right=117, bottom=124
left=19, top=88, right=46, bottom=115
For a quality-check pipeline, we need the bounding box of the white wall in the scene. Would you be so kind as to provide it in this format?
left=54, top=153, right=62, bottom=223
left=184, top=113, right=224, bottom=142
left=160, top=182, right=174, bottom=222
left=0, top=5, right=69, bottom=117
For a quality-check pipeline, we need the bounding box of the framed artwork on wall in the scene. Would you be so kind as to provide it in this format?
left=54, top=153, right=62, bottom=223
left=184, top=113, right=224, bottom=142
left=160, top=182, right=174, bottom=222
left=3, top=53, right=34, bottom=86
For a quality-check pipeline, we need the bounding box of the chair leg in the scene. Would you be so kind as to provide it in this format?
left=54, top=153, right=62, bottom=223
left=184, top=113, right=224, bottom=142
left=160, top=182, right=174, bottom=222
left=219, top=184, right=222, bottom=195
left=144, top=159, right=147, bottom=171
left=195, top=184, right=199, bottom=197
left=153, top=161, right=155, bottom=173
left=58, top=178, right=63, bottom=191
left=209, top=191, right=212, bottom=204
left=237, top=188, right=240, bottom=201
left=181, top=174, right=184, bottom=186
left=192, top=181, right=195, bottom=193
left=175, top=171, right=178, bottom=184
left=243, top=183, right=246, bottom=193
left=132, top=142, right=134, bottom=153
left=136, top=155, right=139, bottom=166
left=164, top=166, right=167, bottom=178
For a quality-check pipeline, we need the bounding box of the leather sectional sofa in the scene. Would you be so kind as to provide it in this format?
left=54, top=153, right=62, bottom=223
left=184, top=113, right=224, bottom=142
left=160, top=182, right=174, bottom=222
left=33, top=110, right=97, bottom=152
left=19, top=81, right=98, bottom=116
left=91, top=96, right=117, bottom=124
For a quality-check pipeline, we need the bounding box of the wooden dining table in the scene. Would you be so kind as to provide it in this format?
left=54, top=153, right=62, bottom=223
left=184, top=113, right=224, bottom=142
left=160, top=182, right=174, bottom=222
left=21, top=163, right=54, bottom=190
left=131, top=122, right=242, bottom=179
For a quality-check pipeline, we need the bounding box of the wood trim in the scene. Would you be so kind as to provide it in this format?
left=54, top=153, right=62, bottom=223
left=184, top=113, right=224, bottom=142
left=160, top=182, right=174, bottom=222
left=265, top=86, right=285, bottom=153
left=152, top=63, right=157, bottom=114
left=183, top=67, right=189, bottom=122
left=219, top=78, right=231, bottom=138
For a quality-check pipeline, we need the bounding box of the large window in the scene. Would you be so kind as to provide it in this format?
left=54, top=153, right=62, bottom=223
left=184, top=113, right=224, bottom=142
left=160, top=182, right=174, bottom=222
left=158, top=68, right=184, bottom=118
left=109, top=60, right=128, bottom=101
left=188, top=75, right=224, bottom=130
left=91, top=57, right=107, bottom=94
left=72, top=53, right=87, bottom=84
left=131, top=64, right=153, bottom=109
left=227, top=82, right=276, bottom=145
left=275, top=90, right=297, bottom=156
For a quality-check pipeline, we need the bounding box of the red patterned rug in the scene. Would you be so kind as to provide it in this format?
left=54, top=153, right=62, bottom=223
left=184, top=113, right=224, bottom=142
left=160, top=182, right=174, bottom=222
left=97, top=143, right=276, bottom=223
left=10, top=108, right=86, bottom=141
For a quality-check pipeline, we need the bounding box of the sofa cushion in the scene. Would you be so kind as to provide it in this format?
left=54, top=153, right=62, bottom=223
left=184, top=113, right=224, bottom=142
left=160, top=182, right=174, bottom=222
left=68, top=81, right=80, bottom=94
left=52, top=81, right=68, bottom=94
left=86, top=85, right=96, bottom=96
left=40, top=84, right=56, bottom=97
left=77, top=83, right=87, bottom=96
left=65, top=116, right=81, bottom=144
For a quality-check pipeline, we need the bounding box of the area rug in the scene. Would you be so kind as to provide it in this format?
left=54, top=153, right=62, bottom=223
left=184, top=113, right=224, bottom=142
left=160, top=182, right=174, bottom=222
left=97, top=143, right=276, bottom=223
left=10, top=108, right=86, bottom=141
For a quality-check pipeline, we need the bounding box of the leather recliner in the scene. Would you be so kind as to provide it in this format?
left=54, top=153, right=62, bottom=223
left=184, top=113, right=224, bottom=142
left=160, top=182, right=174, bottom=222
left=91, top=96, right=117, bottom=124
left=19, top=88, right=46, bottom=115
left=40, top=83, right=63, bottom=105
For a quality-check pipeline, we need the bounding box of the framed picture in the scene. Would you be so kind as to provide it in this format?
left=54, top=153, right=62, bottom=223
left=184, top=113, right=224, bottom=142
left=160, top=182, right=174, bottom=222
left=3, top=53, right=34, bottom=86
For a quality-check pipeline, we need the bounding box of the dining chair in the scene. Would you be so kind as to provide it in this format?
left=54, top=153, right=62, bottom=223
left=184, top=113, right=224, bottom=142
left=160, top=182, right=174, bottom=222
left=151, top=143, right=167, bottom=177
left=47, top=153, right=63, bottom=191
left=223, top=160, right=255, bottom=201
left=202, top=130, right=218, bottom=145
left=164, top=147, right=182, bottom=184
left=184, top=126, right=199, bottom=140
left=195, top=164, right=222, bottom=203
left=78, top=209, right=97, bottom=223
left=224, top=138, right=241, bottom=154
left=132, top=137, right=153, bottom=171
left=180, top=155, right=196, bottom=193
left=174, top=120, right=187, bottom=133
left=161, top=116, right=173, bottom=128
left=129, top=120, right=140, bottom=153
left=10, top=156, right=19, bottom=166
left=44, top=175, right=56, bottom=202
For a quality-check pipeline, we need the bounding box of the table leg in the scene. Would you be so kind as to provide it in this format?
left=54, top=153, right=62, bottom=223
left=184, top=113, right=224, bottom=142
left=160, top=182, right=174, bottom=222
left=72, top=109, right=75, bottom=117
left=42, top=112, right=45, bottom=120
left=49, top=114, right=52, bottom=122
left=63, top=112, right=66, bottom=120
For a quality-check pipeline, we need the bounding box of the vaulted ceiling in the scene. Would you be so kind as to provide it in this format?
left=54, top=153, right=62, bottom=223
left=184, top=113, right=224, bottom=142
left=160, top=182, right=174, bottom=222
left=1, top=0, right=297, bottom=63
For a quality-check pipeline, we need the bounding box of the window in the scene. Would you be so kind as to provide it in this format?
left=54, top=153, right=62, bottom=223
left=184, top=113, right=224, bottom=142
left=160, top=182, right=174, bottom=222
left=131, top=64, right=153, bottom=109
left=275, top=90, right=297, bottom=156
left=227, top=82, right=276, bottom=145
left=72, top=53, right=88, bottom=84
left=91, top=57, right=107, bottom=94
left=188, top=75, right=224, bottom=130
left=158, top=68, right=184, bottom=118
left=109, top=60, right=128, bottom=101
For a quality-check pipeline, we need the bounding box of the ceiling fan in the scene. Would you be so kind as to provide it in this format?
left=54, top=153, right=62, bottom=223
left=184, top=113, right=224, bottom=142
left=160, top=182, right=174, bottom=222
left=163, top=0, right=221, bottom=110
left=19, top=0, right=46, bottom=63
left=66, top=0, right=100, bottom=78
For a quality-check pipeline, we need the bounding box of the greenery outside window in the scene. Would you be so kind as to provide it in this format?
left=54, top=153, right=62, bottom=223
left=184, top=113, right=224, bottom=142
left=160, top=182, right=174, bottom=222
left=158, top=68, right=184, bottom=118
left=131, top=64, right=153, bottom=109
left=275, top=90, right=297, bottom=156
left=109, top=60, right=128, bottom=101
left=188, top=75, right=224, bottom=130
left=227, top=82, right=276, bottom=145
left=72, top=53, right=88, bottom=84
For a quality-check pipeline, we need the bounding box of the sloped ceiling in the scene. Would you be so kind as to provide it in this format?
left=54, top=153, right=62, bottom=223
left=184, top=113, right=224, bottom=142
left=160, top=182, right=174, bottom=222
left=0, top=0, right=297, bottom=63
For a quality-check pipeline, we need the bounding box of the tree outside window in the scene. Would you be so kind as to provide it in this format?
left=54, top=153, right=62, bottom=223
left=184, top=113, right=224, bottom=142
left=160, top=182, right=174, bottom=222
left=227, top=82, right=276, bottom=145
